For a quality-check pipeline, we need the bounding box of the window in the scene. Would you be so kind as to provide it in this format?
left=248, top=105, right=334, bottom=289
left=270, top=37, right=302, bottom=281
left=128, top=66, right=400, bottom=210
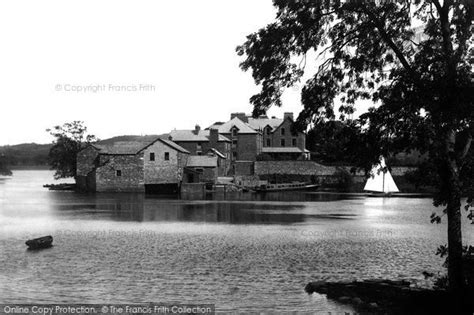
left=164, top=152, right=170, bottom=160
left=281, top=128, right=285, bottom=136
left=281, top=139, right=285, bottom=147
left=149, top=152, right=155, bottom=161
left=197, top=142, right=202, bottom=150
left=197, top=151, right=202, bottom=156
left=116, top=170, right=122, bottom=177
left=266, top=139, right=271, bottom=147
left=292, top=138, right=297, bottom=146
left=232, top=127, right=238, bottom=137
left=266, top=127, right=271, bottom=135
left=232, top=151, right=237, bottom=159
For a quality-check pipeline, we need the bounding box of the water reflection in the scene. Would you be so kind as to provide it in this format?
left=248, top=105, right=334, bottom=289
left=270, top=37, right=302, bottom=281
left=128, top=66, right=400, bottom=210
left=47, top=192, right=365, bottom=224
left=2, top=171, right=473, bottom=313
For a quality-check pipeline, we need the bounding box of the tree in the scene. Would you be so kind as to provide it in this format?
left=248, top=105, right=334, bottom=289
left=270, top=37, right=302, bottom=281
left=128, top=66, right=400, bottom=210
left=306, top=120, right=373, bottom=165
left=238, top=0, right=473, bottom=303
left=0, top=154, right=12, bottom=176
left=47, top=121, right=97, bottom=179
left=307, top=120, right=426, bottom=166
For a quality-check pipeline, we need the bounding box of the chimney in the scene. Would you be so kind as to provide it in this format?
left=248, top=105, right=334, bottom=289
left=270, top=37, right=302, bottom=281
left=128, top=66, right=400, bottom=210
left=230, top=112, right=248, bottom=123
left=209, top=128, right=219, bottom=147
left=284, top=112, right=294, bottom=121
left=193, top=124, right=201, bottom=135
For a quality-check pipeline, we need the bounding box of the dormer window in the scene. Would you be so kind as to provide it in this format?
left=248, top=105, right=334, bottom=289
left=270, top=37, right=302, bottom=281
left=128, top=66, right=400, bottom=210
left=266, top=127, right=271, bottom=135
left=232, top=127, right=238, bottom=137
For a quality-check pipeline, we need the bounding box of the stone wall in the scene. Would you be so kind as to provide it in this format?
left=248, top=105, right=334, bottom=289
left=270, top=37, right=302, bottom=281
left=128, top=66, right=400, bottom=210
left=202, top=167, right=217, bottom=183
left=96, top=154, right=144, bottom=192
left=266, top=118, right=306, bottom=150
left=255, top=161, right=416, bottom=177
left=76, top=146, right=99, bottom=176
left=255, top=161, right=334, bottom=176
left=174, top=140, right=231, bottom=175
left=143, top=141, right=187, bottom=184
left=237, top=133, right=261, bottom=161
left=235, top=161, right=254, bottom=176
left=181, top=183, right=205, bottom=198
left=222, top=132, right=262, bottom=162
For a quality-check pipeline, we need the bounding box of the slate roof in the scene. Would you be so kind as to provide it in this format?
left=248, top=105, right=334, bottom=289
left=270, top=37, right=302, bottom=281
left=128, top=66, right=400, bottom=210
left=208, top=117, right=258, bottom=134
left=93, top=141, right=150, bottom=155
left=262, top=147, right=305, bottom=153
left=159, top=139, right=190, bottom=154
left=169, top=129, right=230, bottom=142
left=186, top=155, right=217, bottom=168
left=92, top=138, right=189, bottom=155
left=207, top=148, right=226, bottom=159
left=247, top=117, right=283, bottom=131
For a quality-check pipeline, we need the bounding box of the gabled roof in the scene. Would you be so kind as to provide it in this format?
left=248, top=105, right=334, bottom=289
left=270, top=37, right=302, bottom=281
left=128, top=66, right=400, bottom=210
left=247, top=117, right=283, bottom=131
left=186, top=155, right=217, bottom=168
left=158, top=139, right=190, bottom=154
left=92, top=138, right=189, bottom=155
left=208, top=117, right=257, bottom=134
left=93, top=141, right=150, bottom=155
left=169, top=129, right=230, bottom=142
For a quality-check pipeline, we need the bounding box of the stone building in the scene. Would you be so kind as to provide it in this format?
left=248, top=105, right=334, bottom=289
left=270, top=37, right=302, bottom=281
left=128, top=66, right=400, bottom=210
left=248, top=112, right=309, bottom=160
left=168, top=126, right=231, bottom=175
left=208, top=112, right=309, bottom=164
left=183, top=155, right=219, bottom=184
left=208, top=114, right=262, bottom=162
left=76, top=138, right=189, bottom=193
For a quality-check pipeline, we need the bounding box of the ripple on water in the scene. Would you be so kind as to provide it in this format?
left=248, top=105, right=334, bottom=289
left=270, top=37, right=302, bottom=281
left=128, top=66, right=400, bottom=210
left=1, top=171, right=473, bottom=313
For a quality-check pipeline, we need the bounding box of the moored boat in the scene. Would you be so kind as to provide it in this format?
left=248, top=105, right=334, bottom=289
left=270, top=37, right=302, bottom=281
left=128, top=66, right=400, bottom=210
left=364, top=157, right=399, bottom=197
left=254, top=182, right=319, bottom=192
left=26, top=235, right=53, bottom=250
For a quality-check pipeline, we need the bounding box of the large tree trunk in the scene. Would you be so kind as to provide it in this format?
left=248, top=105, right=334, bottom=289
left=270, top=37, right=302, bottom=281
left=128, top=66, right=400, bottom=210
left=445, top=130, right=466, bottom=311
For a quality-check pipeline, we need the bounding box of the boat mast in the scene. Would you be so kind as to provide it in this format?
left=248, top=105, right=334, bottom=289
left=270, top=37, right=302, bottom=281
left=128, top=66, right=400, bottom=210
left=382, top=171, right=386, bottom=193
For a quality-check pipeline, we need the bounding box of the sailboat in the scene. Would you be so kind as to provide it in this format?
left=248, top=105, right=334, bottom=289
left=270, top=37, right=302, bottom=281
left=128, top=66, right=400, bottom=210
left=364, top=157, right=399, bottom=197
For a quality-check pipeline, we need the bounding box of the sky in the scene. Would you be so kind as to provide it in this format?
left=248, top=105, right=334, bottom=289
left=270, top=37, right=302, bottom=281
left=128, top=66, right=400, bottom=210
left=0, top=0, right=316, bottom=145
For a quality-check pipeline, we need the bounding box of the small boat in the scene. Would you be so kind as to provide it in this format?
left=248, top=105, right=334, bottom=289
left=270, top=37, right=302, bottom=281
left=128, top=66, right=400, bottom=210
left=364, top=157, right=399, bottom=197
left=26, top=235, right=53, bottom=250
left=43, top=183, right=76, bottom=191
left=254, top=182, right=319, bottom=192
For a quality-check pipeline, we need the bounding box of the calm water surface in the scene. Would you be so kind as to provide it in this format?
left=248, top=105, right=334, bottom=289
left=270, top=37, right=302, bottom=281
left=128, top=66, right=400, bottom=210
left=1, top=171, right=473, bottom=313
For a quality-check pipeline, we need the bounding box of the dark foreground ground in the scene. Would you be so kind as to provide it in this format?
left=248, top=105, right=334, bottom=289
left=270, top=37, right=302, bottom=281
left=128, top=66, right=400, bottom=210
left=305, top=279, right=474, bottom=314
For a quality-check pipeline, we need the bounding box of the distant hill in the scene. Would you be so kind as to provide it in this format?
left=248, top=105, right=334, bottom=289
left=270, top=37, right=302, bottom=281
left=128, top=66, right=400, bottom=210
left=0, top=143, right=52, bottom=167
left=0, top=134, right=170, bottom=167
left=96, top=134, right=169, bottom=145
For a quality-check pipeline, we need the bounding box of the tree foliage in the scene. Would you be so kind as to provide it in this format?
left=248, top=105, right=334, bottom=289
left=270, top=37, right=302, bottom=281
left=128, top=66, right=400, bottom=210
left=0, top=154, right=12, bottom=176
left=47, top=121, right=97, bottom=179
left=306, top=120, right=381, bottom=168
left=238, top=0, right=473, bottom=298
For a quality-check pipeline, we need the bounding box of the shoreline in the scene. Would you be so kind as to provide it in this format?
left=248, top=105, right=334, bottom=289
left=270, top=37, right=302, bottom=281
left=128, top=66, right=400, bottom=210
left=305, top=279, right=473, bottom=314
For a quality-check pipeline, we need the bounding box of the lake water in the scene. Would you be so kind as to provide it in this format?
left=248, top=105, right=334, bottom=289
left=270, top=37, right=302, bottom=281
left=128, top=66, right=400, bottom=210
left=1, top=170, right=473, bottom=313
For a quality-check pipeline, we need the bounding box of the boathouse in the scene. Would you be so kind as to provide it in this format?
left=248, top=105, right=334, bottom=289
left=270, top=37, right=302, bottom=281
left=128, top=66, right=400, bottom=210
left=76, top=138, right=189, bottom=192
